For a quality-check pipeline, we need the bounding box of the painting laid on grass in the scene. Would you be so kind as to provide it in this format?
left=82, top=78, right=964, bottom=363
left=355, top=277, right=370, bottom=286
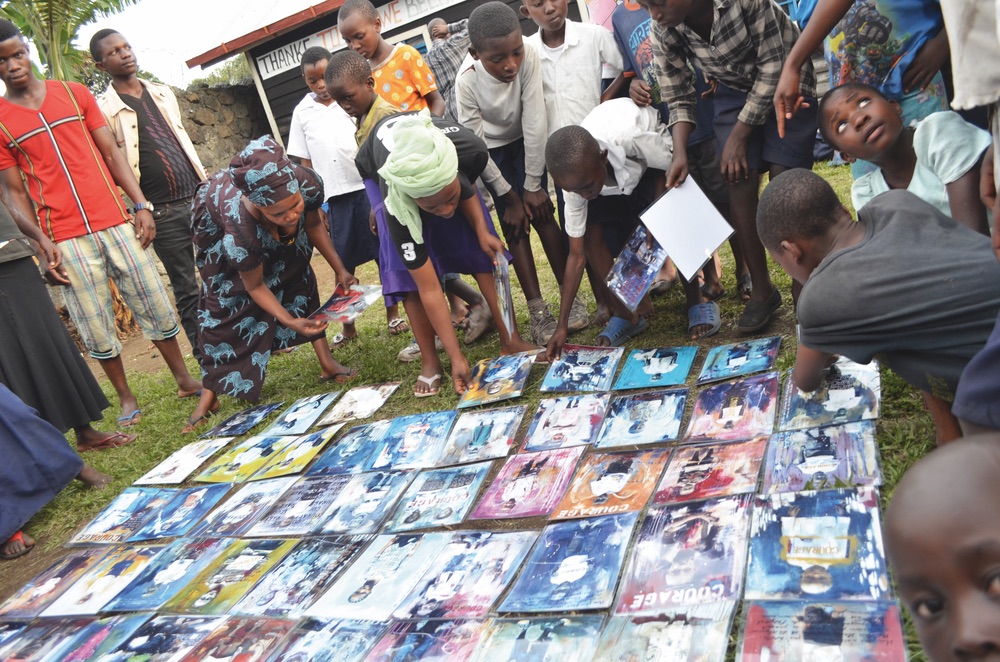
left=653, top=437, right=768, bottom=505
left=317, top=382, right=400, bottom=426
left=316, top=470, right=414, bottom=535
left=553, top=449, right=669, bottom=519
left=103, top=615, right=223, bottom=660
left=738, top=601, right=907, bottom=661
left=778, top=358, right=881, bottom=431
left=307, top=420, right=390, bottom=476
left=265, top=618, right=388, bottom=662
left=41, top=543, right=164, bottom=617
left=499, top=512, right=638, bottom=612
left=178, top=615, right=296, bottom=661
left=128, top=484, right=232, bottom=541
left=250, top=426, right=343, bottom=480
left=473, top=616, right=605, bottom=660
left=696, top=336, right=781, bottom=384
left=471, top=446, right=584, bottom=520
left=595, top=389, right=688, bottom=447
left=367, top=410, right=458, bottom=471
left=366, top=619, right=491, bottom=660
left=190, top=477, right=296, bottom=537
left=458, top=353, right=534, bottom=408
left=595, top=601, right=737, bottom=662
left=31, top=613, right=150, bottom=662
left=384, top=462, right=493, bottom=532
left=202, top=402, right=284, bottom=438
left=763, top=421, right=881, bottom=493
left=194, top=435, right=299, bottom=483
left=0, top=548, right=108, bottom=618
left=245, top=475, right=353, bottom=537
left=685, top=372, right=779, bottom=443
left=540, top=345, right=624, bottom=392
left=263, top=392, right=341, bottom=435
left=613, top=346, right=698, bottom=390
left=616, top=494, right=753, bottom=614
left=68, top=487, right=171, bottom=545
left=440, top=405, right=526, bottom=466
left=745, top=487, right=891, bottom=601
left=394, top=531, right=537, bottom=619
left=521, top=394, right=609, bottom=451
left=133, top=437, right=234, bottom=485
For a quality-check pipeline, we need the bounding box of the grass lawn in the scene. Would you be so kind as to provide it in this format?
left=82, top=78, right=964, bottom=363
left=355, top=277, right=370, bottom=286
left=2, top=162, right=936, bottom=660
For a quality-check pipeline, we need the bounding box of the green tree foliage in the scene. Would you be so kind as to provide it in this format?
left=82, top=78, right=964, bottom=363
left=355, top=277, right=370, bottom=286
left=0, top=0, right=139, bottom=81
left=191, top=55, right=253, bottom=87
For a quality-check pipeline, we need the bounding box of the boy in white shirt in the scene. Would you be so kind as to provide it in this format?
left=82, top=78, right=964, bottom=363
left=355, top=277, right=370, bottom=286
left=287, top=47, right=405, bottom=345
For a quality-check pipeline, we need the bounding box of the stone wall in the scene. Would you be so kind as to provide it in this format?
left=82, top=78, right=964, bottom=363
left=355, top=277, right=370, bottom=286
left=176, top=83, right=271, bottom=175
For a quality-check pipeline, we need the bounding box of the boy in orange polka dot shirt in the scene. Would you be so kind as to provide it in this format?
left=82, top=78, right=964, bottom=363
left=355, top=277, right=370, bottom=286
left=338, top=0, right=447, bottom=116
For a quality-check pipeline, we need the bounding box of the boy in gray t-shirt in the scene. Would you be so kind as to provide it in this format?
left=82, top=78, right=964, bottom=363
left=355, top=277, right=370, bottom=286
left=757, top=169, right=1000, bottom=443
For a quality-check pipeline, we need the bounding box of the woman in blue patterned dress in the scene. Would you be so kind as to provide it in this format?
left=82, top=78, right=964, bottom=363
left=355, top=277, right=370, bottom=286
left=184, top=137, right=357, bottom=433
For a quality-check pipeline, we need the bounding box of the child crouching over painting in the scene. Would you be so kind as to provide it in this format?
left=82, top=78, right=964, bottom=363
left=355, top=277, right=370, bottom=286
left=354, top=111, right=539, bottom=397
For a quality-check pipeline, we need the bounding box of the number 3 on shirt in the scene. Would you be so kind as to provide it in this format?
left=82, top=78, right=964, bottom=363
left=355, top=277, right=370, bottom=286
left=401, top=242, right=416, bottom=262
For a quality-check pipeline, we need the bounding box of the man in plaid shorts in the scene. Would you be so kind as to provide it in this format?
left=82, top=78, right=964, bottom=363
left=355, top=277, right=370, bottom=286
left=0, top=19, right=201, bottom=427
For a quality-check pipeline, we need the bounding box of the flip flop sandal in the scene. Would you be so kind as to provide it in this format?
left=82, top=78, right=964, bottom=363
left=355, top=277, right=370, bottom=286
left=597, top=315, right=650, bottom=346
left=183, top=414, right=213, bottom=435
left=388, top=317, right=410, bottom=335
left=330, top=333, right=357, bottom=349
left=737, top=288, right=782, bottom=334
left=116, top=409, right=142, bottom=427
left=688, top=301, right=722, bottom=339
left=79, top=432, right=137, bottom=452
left=700, top=282, right=727, bottom=302
left=413, top=373, right=442, bottom=398
left=320, top=368, right=359, bottom=384
left=650, top=278, right=677, bottom=297
left=1, top=531, right=34, bottom=560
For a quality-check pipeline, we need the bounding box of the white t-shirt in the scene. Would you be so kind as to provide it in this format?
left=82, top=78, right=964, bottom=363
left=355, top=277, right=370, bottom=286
left=286, top=93, right=364, bottom=199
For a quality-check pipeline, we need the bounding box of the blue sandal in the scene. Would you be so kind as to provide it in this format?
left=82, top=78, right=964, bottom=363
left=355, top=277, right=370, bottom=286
left=598, top=315, right=649, bottom=346
left=688, top=302, right=721, bottom=339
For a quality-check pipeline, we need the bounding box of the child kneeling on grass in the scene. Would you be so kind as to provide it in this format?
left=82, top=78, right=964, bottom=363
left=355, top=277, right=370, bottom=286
left=885, top=434, right=1000, bottom=661
left=355, top=112, right=539, bottom=397
left=758, top=169, right=1000, bottom=443
left=818, top=82, right=992, bottom=234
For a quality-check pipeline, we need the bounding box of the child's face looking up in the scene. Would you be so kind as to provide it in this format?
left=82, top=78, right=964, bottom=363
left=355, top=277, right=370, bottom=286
left=328, top=76, right=376, bottom=119
left=521, top=0, right=569, bottom=34
left=886, top=441, right=1000, bottom=661
left=636, top=0, right=695, bottom=29
left=470, top=33, right=525, bottom=84
left=821, top=88, right=903, bottom=163
left=339, top=13, right=382, bottom=61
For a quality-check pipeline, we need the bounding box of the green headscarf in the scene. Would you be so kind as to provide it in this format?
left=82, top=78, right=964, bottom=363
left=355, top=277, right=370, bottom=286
left=378, top=111, right=459, bottom=245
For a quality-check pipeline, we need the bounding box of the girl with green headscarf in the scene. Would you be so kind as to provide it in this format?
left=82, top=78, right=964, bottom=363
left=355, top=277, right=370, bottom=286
left=356, top=111, right=541, bottom=397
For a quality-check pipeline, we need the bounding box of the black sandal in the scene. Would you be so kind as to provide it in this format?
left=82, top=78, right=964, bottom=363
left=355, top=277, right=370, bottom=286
left=737, top=288, right=782, bottom=333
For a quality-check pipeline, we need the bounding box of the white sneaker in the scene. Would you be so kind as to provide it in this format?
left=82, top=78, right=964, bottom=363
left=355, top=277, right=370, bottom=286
left=397, top=341, right=421, bottom=363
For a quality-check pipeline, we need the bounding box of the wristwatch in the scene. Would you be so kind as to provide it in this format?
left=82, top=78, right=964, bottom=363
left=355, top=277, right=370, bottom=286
left=133, top=201, right=155, bottom=213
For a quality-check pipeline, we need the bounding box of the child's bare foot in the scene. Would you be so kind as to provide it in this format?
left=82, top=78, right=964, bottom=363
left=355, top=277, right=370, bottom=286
left=500, top=336, right=541, bottom=356
left=413, top=370, right=442, bottom=397
left=1, top=531, right=34, bottom=560
left=75, top=426, right=137, bottom=452
left=594, top=303, right=612, bottom=327
left=175, top=376, right=202, bottom=398
left=77, top=464, right=112, bottom=489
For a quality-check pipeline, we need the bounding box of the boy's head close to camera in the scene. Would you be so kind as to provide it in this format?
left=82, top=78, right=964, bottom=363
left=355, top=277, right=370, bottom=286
left=325, top=49, right=377, bottom=119
left=545, top=125, right=608, bottom=200
left=885, top=434, right=1000, bottom=661
left=468, top=1, right=525, bottom=85
left=818, top=83, right=905, bottom=165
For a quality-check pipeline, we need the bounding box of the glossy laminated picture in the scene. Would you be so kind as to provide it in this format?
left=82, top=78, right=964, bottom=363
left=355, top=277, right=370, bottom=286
left=554, top=449, right=669, bottom=519
left=68, top=487, right=171, bottom=545
left=133, top=437, right=234, bottom=485
left=613, top=346, right=698, bottom=390
left=473, top=616, right=605, bottom=660
left=779, top=359, right=881, bottom=431
left=696, top=336, right=781, bottom=384
left=763, top=421, right=881, bottom=493
left=654, top=437, right=768, bottom=505
left=685, top=372, right=780, bottom=443
left=0, top=617, right=104, bottom=661
left=102, top=615, right=224, bottom=660
left=384, top=462, right=493, bottom=533
left=316, top=470, right=413, bottom=535
left=395, top=531, right=537, bottom=619
left=250, top=425, right=343, bottom=481
left=104, top=537, right=234, bottom=613
left=40, top=543, right=164, bottom=617
left=178, top=615, right=296, bottom=661
left=595, top=389, right=688, bottom=448
left=738, top=601, right=907, bottom=661
left=439, top=405, right=526, bottom=466
left=616, top=494, right=753, bottom=614
left=458, top=353, right=534, bottom=408
left=202, top=402, right=284, bottom=437
left=39, top=613, right=151, bottom=662
left=0, top=548, right=108, bottom=618
left=471, top=446, right=584, bottom=520
left=190, top=477, right=296, bottom=537
left=263, top=391, right=341, bottom=435
left=366, top=618, right=491, bottom=660
left=367, top=410, right=457, bottom=471
left=540, top=344, right=625, bottom=393
left=499, top=512, right=638, bottom=612
left=307, top=420, right=390, bottom=476
left=194, top=434, right=299, bottom=483
left=232, top=536, right=371, bottom=618
left=494, top=251, right=515, bottom=337
left=746, top=487, right=891, bottom=602
left=163, top=538, right=298, bottom=615
left=128, top=484, right=232, bottom=541
left=266, top=617, right=388, bottom=662
left=594, top=601, right=737, bottom=662
left=308, top=283, right=383, bottom=324
left=606, top=223, right=668, bottom=312
left=317, top=382, right=400, bottom=426
left=245, top=475, right=353, bottom=537
left=521, top=393, right=609, bottom=451
left=304, top=533, right=450, bottom=621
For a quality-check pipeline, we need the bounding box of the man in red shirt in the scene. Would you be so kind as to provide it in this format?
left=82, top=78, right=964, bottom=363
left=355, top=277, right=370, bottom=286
left=0, top=19, right=201, bottom=427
